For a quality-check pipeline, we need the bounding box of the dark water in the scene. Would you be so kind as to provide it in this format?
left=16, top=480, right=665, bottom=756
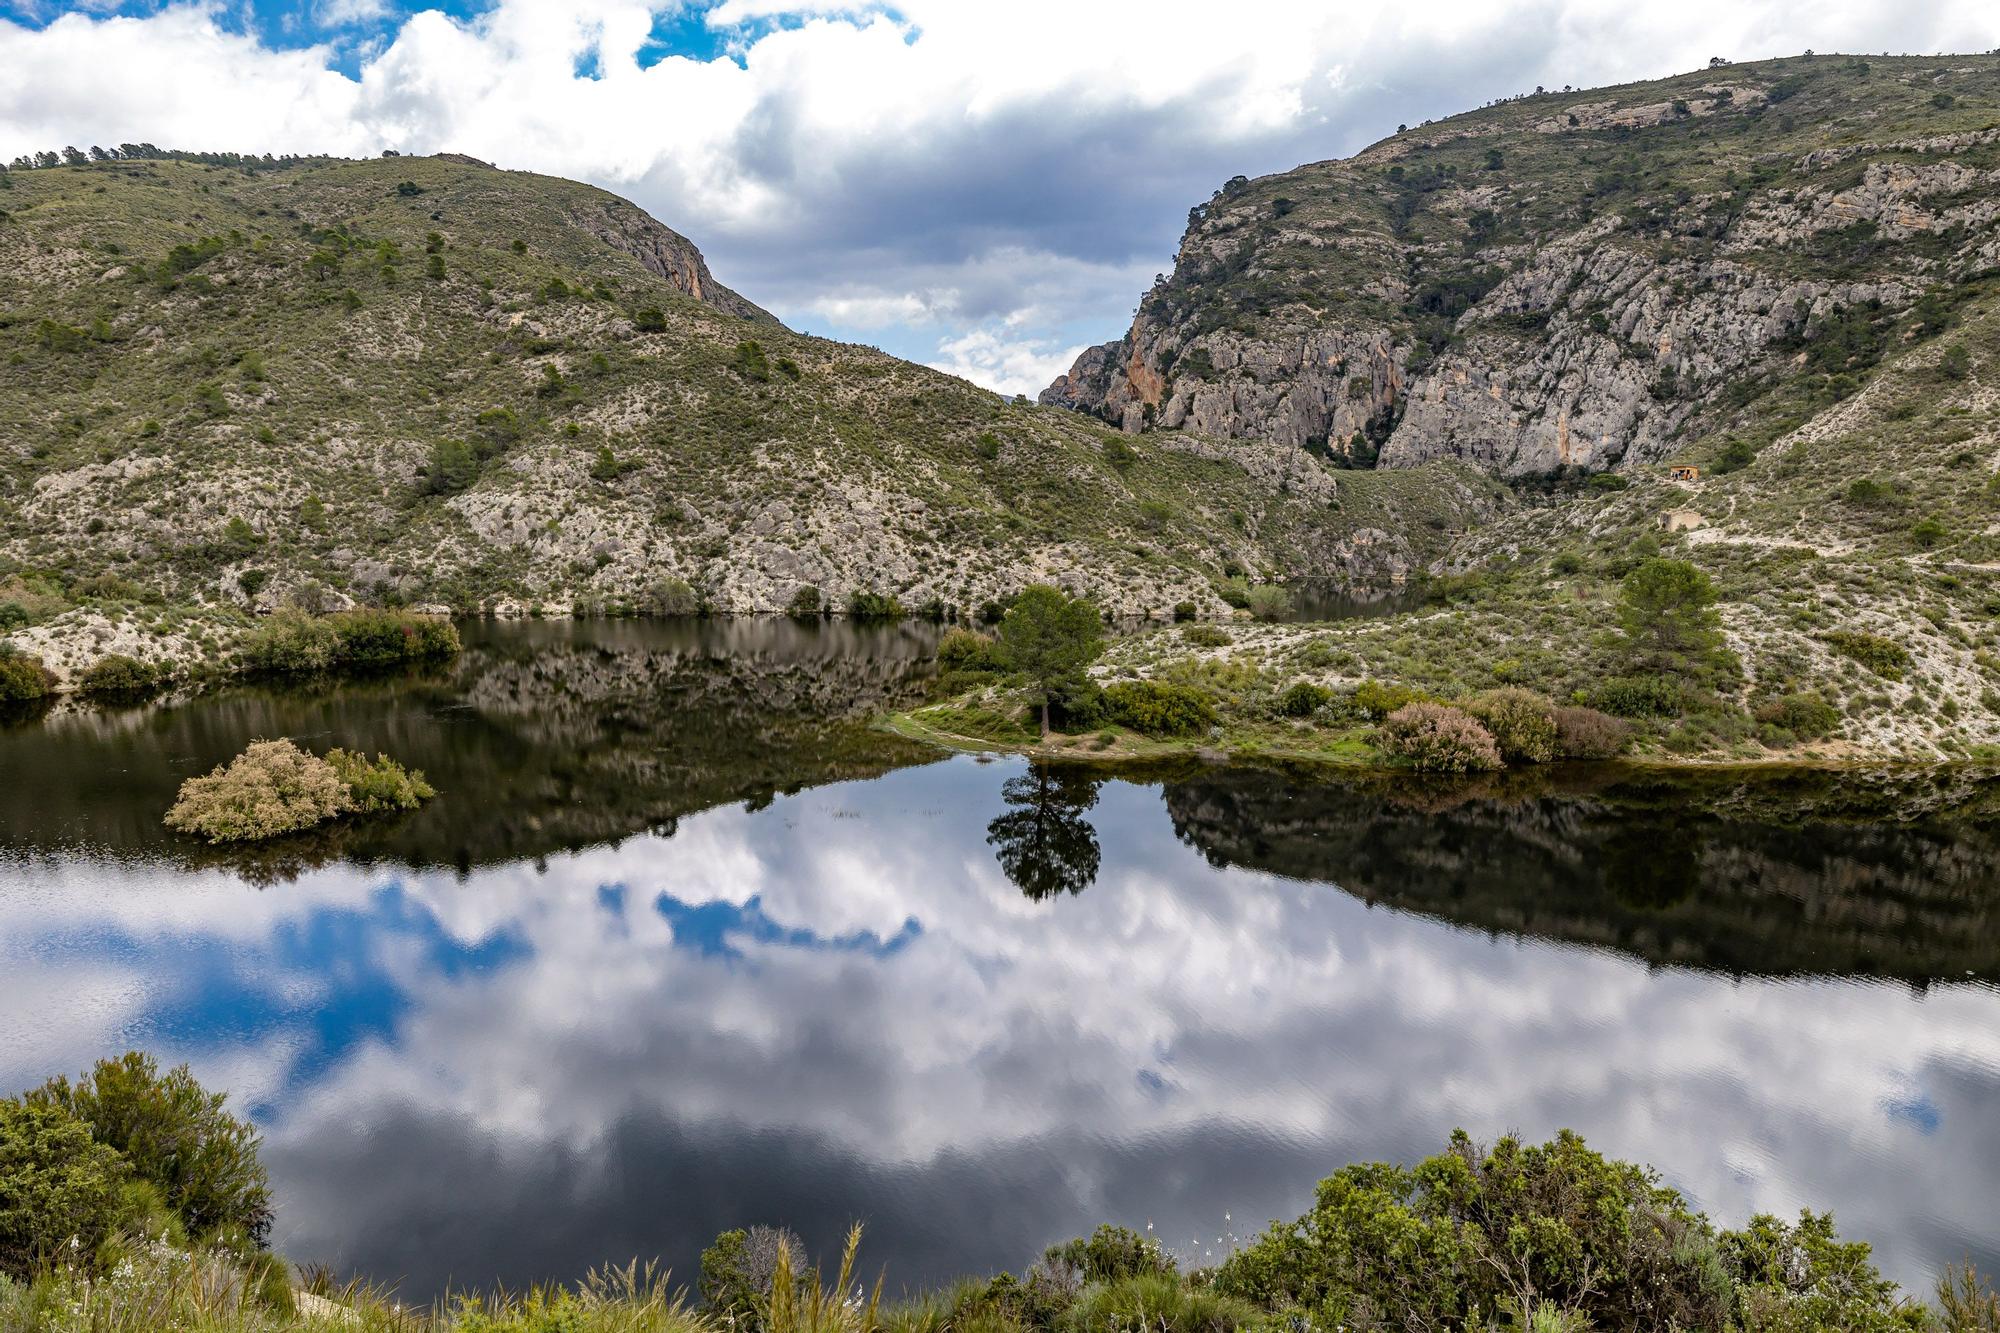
left=2, top=618, right=1998, bottom=1303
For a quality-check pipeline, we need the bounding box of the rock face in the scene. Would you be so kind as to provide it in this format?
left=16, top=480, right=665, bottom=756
left=1045, top=54, right=2000, bottom=477
left=570, top=197, right=775, bottom=324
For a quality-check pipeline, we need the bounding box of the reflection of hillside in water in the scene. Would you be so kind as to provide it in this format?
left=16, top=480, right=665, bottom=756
left=1159, top=763, right=2000, bottom=982
left=0, top=618, right=941, bottom=876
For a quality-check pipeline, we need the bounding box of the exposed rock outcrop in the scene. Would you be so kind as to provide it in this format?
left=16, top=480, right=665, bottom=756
left=1045, top=54, right=2000, bottom=478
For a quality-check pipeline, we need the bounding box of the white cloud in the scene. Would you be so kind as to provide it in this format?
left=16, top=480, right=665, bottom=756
left=5, top=0, right=2000, bottom=394
left=927, top=328, right=1087, bottom=399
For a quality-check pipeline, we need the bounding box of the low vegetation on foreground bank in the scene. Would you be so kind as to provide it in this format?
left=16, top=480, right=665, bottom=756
left=900, top=559, right=2000, bottom=765
left=0, top=605, right=459, bottom=707
left=3, top=1051, right=1997, bottom=1332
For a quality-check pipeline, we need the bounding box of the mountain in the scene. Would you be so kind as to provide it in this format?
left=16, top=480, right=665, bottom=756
left=1041, top=54, right=2000, bottom=760
left=1044, top=54, right=2000, bottom=478
left=0, top=151, right=1496, bottom=680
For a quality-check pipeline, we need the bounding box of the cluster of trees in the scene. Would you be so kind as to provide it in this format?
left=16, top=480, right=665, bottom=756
left=5, top=145, right=328, bottom=172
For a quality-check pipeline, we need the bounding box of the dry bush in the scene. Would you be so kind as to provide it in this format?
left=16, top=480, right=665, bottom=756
left=1378, top=703, right=1502, bottom=773
left=1552, top=705, right=1635, bottom=759
left=163, top=740, right=352, bottom=843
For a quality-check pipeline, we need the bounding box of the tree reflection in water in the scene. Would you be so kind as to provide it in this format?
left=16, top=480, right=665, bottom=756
left=986, top=764, right=1103, bottom=900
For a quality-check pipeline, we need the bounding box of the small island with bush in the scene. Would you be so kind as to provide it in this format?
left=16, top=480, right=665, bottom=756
left=164, top=739, right=435, bottom=843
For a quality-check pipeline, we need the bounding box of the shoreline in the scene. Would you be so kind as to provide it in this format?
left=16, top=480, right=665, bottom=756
left=881, top=701, right=2000, bottom=775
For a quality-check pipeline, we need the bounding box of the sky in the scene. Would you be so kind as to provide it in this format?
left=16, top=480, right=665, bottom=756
left=3, top=2, right=2000, bottom=395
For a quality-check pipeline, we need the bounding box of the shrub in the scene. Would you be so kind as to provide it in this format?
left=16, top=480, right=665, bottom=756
left=239, top=611, right=339, bottom=673
left=1844, top=477, right=1900, bottom=508
left=1044, top=1225, right=1175, bottom=1284
left=324, top=609, right=460, bottom=666
left=1061, top=1273, right=1254, bottom=1333
left=846, top=591, right=905, bottom=621
left=1594, top=673, right=1685, bottom=718
left=1278, top=681, right=1332, bottom=717
left=633, top=307, right=667, bottom=333
left=163, top=740, right=351, bottom=843
left=1181, top=624, right=1231, bottom=648
left=1246, top=584, right=1294, bottom=622
left=424, top=436, right=478, bottom=492
left=33, top=1052, right=271, bottom=1245
left=1755, top=694, right=1842, bottom=741
left=1352, top=679, right=1430, bottom=721
left=1213, top=1130, right=1757, bottom=1332
left=1464, top=687, right=1558, bottom=763
left=1172, top=601, right=1198, bottom=622
left=1217, top=575, right=1251, bottom=609
left=1104, top=680, right=1216, bottom=737
left=0, top=650, right=55, bottom=702
left=700, top=1225, right=805, bottom=1326
left=1552, top=705, right=1634, bottom=758
left=1029, top=676, right=1097, bottom=731
left=1909, top=517, right=1948, bottom=549
left=326, top=749, right=435, bottom=813
left=650, top=578, right=700, bottom=616
left=1821, top=630, right=1910, bottom=680
left=1378, top=702, right=1502, bottom=772
left=937, top=627, right=1000, bottom=672
left=1713, top=439, right=1756, bottom=473
left=786, top=585, right=822, bottom=618
left=77, top=654, right=161, bottom=699
left=733, top=339, right=771, bottom=382
left=0, top=1098, right=127, bottom=1280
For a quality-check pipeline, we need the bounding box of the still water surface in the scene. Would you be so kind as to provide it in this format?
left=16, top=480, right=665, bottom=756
left=2, top=618, right=1998, bottom=1301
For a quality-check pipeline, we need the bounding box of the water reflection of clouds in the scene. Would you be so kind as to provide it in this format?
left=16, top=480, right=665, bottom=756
left=3, top=756, right=1999, bottom=1299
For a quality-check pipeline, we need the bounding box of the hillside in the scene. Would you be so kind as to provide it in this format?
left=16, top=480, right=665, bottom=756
left=0, top=151, right=1494, bottom=682
left=1045, top=53, right=2000, bottom=477
left=1031, top=54, right=2000, bottom=760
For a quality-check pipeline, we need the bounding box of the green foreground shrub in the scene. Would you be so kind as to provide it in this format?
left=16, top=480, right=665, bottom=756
left=1377, top=702, right=1502, bottom=772
left=1594, top=673, right=1685, bottom=718
left=1213, top=1129, right=1912, bottom=1332
left=0, top=1098, right=126, bottom=1280
left=937, top=627, right=1001, bottom=672
left=32, top=1052, right=271, bottom=1246
left=1104, top=680, right=1216, bottom=736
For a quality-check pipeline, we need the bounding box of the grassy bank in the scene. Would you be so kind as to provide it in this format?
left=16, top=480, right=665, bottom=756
left=5, top=1052, right=1998, bottom=1333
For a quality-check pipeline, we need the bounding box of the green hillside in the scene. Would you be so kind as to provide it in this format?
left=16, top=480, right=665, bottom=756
left=0, top=151, right=1485, bottom=683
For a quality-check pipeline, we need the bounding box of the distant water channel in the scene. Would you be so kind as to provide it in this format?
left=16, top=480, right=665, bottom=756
left=1, top=618, right=1997, bottom=1302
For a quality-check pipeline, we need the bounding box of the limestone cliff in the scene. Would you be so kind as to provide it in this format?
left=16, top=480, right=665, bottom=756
left=1045, top=55, right=2000, bottom=477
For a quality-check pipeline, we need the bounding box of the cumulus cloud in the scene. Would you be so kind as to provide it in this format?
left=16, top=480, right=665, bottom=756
left=4, top=0, right=2000, bottom=390
left=927, top=328, right=1088, bottom=399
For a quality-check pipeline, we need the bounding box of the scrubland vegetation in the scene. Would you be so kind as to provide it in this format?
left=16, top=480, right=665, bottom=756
left=163, top=738, right=434, bottom=842
left=4, top=1052, right=1996, bottom=1332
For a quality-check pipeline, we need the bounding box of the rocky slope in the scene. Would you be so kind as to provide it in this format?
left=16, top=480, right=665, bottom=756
left=0, top=151, right=1498, bottom=680
left=1046, top=54, right=2000, bottom=478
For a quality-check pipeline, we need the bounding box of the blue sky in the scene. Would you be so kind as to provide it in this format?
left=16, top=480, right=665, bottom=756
left=6, top=1, right=2000, bottom=393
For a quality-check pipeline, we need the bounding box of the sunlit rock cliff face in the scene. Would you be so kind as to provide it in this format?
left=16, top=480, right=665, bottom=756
left=1047, top=55, right=2000, bottom=477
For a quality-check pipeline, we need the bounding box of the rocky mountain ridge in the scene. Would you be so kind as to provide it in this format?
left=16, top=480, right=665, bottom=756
left=1045, top=54, right=2000, bottom=479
